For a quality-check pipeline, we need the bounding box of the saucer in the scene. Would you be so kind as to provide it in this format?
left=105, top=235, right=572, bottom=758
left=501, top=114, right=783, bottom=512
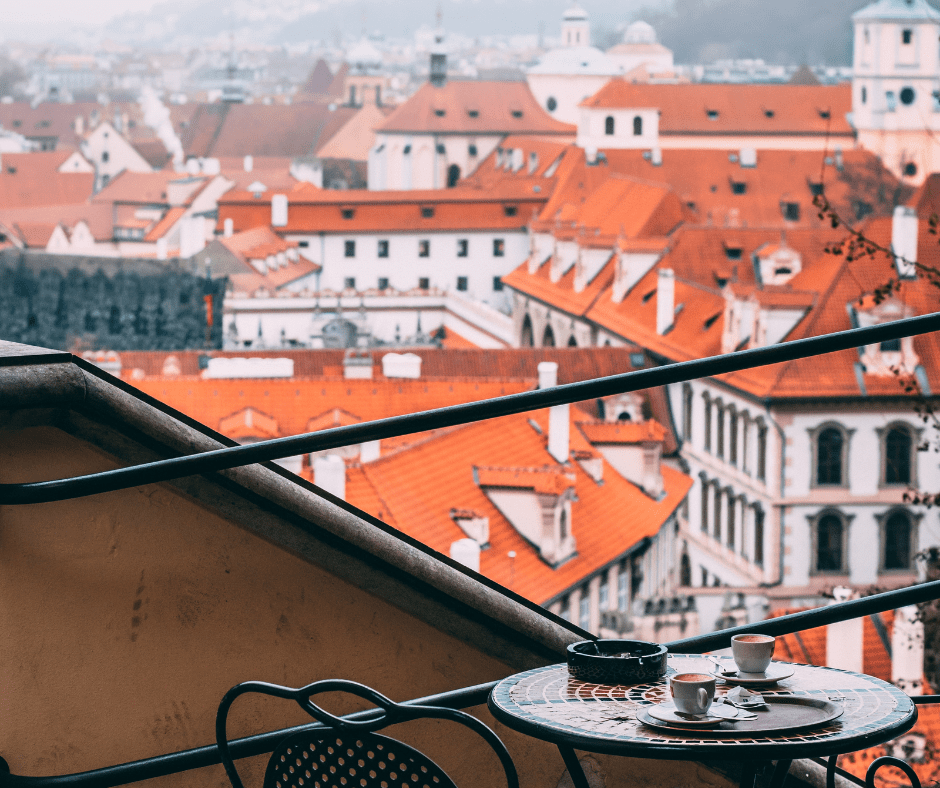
left=647, top=702, right=726, bottom=727
left=715, top=663, right=795, bottom=686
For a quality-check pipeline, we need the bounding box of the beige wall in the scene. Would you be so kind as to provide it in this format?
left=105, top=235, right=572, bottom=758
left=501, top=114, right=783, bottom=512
left=0, top=424, right=731, bottom=788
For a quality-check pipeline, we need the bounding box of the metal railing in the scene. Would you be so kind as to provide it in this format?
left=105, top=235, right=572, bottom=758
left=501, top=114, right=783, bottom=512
left=3, top=312, right=940, bottom=787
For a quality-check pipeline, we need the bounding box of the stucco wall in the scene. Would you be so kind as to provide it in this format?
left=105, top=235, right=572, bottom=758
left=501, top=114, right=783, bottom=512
left=0, top=422, right=733, bottom=788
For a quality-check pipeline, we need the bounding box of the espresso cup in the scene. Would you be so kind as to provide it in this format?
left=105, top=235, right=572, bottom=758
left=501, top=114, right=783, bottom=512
left=731, top=633, right=776, bottom=674
left=669, top=672, right=716, bottom=715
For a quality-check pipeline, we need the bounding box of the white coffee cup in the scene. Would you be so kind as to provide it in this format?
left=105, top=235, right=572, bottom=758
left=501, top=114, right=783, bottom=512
left=731, top=633, right=776, bottom=674
left=669, top=672, right=716, bottom=715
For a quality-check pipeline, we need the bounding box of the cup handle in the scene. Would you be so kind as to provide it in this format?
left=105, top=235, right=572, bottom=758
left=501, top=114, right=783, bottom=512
left=697, top=688, right=709, bottom=710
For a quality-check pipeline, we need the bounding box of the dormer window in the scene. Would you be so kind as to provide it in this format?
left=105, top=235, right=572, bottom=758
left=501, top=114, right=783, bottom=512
left=818, top=108, right=831, bottom=119
left=763, top=108, right=775, bottom=119
left=730, top=179, right=747, bottom=195
left=434, top=108, right=445, bottom=117
left=511, top=110, right=523, bottom=118
left=725, top=246, right=743, bottom=260
left=503, top=205, right=518, bottom=217
left=341, top=208, right=355, bottom=219
left=421, top=206, right=435, bottom=218
left=467, top=109, right=479, bottom=118
left=782, top=202, right=801, bottom=221
left=706, top=109, right=719, bottom=121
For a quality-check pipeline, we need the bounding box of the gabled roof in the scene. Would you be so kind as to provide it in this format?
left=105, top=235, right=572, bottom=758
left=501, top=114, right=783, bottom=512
left=376, top=80, right=575, bottom=136
left=581, top=81, right=854, bottom=137
left=347, top=403, right=691, bottom=605
left=0, top=203, right=114, bottom=245
left=0, top=150, right=94, bottom=208
left=91, top=170, right=209, bottom=206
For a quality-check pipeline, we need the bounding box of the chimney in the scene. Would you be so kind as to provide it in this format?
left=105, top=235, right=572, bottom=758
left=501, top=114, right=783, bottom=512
left=382, top=352, right=422, bottom=379
left=892, top=205, right=918, bottom=278
left=271, top=194, right=289, bottom=227
left=313, top=454, right=346, bottom=500
left=243, top=154, right=253, bottom=173
left=449, top=538, right=480, bottom=572
left=539, top=361, right=570, bottom=463
left=826, top=587, right=863, bottom=673
left=739, top=147, right=757, bottom=168
left=343, top=350, right=373, bottom=379
left=223, top=218, right=234, bottom=237
left=656, top=268, right=675, bottom=335
left=360, top=440, right=381, bottom=463
left=892, top=605, right=925, bottom=696
left=651, top=147, right=662, bottom=167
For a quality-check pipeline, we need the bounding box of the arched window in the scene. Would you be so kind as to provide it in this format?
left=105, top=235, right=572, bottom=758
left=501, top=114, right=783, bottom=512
left=680, top=552, right=692, bottom=587
left=542, top=323, right=556, bottom=347
left=753, top=506, right=765, bottom=566
left=703, top=393, right=712, bottom=453
left=883, top=509, right=913, bottom=571
left=884, top=425, right=914, bottom=486
left=700, top=475, right=709, bottom=534
left=446, top=163, right=461, bottom=188
left=560, top=507, right=568, bottom=540
left=726, top=493, right=736, bottom=549
left=713, top=484, right=722, bottom=541
left=605, top=116, right=615, bottom=135
left=520, top=314, right=534, bottom=347
left=633, top=115, right=643, bottom=136
left=815, top=426, right=846, bottom=486
left=567, top=335, right=578, bottom=347
left=716, top=402, right=725, bottom=458
left=814, top=511, right=846, bottom=573
left=682, top=383, right=693, bottom=441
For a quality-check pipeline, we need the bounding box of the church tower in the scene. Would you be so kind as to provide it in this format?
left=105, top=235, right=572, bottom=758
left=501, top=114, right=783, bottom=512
left=561, top=4, right=590, bottom=47
left=852, top=0, right=940, bottom=184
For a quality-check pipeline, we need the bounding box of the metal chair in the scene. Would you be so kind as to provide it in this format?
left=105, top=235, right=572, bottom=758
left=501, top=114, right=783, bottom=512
left=216, top=679, right=519, bottom=788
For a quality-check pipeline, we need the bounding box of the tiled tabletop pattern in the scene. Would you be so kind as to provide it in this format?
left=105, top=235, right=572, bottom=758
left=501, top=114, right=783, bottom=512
left=489, top=655, right=915, bottom=757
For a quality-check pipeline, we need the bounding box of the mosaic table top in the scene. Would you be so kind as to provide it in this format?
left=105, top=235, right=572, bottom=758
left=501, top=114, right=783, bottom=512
left=487, top=655, right=917, bottom=761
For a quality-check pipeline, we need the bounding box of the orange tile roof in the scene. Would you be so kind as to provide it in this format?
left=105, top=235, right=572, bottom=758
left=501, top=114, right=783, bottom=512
left=577, top=419, right=667, bottom=444
left=348, top=404, right=691, bottom=604
left=218, top=181, right=547, bottom=234
left=582, top=81, right=854, bottom=138
left=0, top=151, right=94, bottom=208
left=0, top=202, right=114, bottom=245
left=376, top=80, right=575, bottom=136
left=228, top=257, right=322, bottom=294
left=91, top=170, right=209, bottom=206
left=218, top=407, right=280, bottom=439
left=143, top=206, right=186, bottom=242
left=220, top=226, right=297, bottom=259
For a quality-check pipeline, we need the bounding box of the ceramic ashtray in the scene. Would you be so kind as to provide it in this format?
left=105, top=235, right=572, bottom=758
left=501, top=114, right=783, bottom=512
left=566, top=639, right=668, bottom=684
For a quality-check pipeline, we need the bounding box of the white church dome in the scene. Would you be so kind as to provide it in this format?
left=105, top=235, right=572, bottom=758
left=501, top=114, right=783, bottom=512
left=528, top=45, right=620, bottom=76
left=624, top=20, right=658, bottom=44
left=562, top=4, right=589, bottom=21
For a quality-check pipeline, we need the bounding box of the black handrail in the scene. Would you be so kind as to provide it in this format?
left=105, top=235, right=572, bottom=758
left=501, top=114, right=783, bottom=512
left=3, top=311, right=939, bottom=505
left=3, top=579, right=939, bottom=788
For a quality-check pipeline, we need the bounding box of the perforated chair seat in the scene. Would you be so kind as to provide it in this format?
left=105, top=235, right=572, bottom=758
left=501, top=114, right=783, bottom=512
left=264, top=730, right=457, bottom=788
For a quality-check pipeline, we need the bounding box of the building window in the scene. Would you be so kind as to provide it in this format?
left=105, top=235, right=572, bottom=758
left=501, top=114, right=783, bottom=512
left=377, top=239, right=389, bottom=257
left=703, top=393, right=712, bottom=453
left=418, top=277, right=430, bottom=289
left=728, top=407, right=738, bottom=465
left=726, top=494, right=736, bottom=549
left=101, top=151, right=109, bottom=163
left=493, top=238, right=505, bottom=257
left=341, top=208, right=355, bottom=219
left=419, top=240, right=430, bottom=257
left=633, top=116, right=643, bottom=136
left=680, top=552, right=692, bottom=587
left=716, top=402, right=725, bottom=458
left=901, top=87, right=916, bottom=106
left=701, top=567, right=709, bottom=587
left=457, top=238, right=468, bottom=257
left=741, top=415, right=750, bottom=474
left=757, top=421, right=767, bottom=481
left=862, top=86, right=868, bottom=104
left=812, top=424, right=850, bottom=487
left=713, top=484, right=722, bottom=541
left=700, top=476, right=709, bottom=534
left=682, top=383, right=693, bottom=440
left=902, top=28, right=913, bottom=45
left=882, top=424, right=915, bottom=486
left=617, top=566, right=628, bottom=611
left=782, top=202, right=801, bottom=221
left=579, top=589, right=590, bottom=630
left=503, top=205, right=518, bottom=217
left=456, top=276, right=468, bottom=291
left=880, top=509, right=917, bottom=571
left=812, top=510, right=849, bottom=574
left=493, top=276, right=504, bottom=291
left=344, top=240, right=356, bottom=257
left=753, top=506, right=765, bottom=566
left=421, top=206, right=435, bottom=218
left=343, top=277, right=356, bottom=289
left=559, top=597, right=570, bottom=621
left=378, top=277, right=389, bottom=290
left=599, top=576, right=609, bottom=611
left=547, top=96, right=557, bottom=112
left=605, top=116, right=615, bottom=135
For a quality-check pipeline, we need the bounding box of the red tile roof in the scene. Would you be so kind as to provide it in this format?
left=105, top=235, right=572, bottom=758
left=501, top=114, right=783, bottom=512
left=376, top=80, right=575, bottom=136
left=476, top=464, right=577, bottom=494
left=91, top=170, right=209, bottom=206
left=0, top=151, right=94, bottom=208
left=582, top=81, right=854, bottom=138
left=0, top=203, right=114, bottom=245
left=346, top=404, right=691, bottom=604
left=577, top=419, right=667, bottom=444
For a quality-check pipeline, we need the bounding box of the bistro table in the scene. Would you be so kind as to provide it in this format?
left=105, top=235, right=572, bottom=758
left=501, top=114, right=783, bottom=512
left=488, top=654, right=917, bottom=788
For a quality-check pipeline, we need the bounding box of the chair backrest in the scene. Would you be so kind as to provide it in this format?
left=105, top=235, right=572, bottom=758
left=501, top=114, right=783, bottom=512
left=216, top=679, right=518, bottom=788
left=263, top=729, right=457, bottom=788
